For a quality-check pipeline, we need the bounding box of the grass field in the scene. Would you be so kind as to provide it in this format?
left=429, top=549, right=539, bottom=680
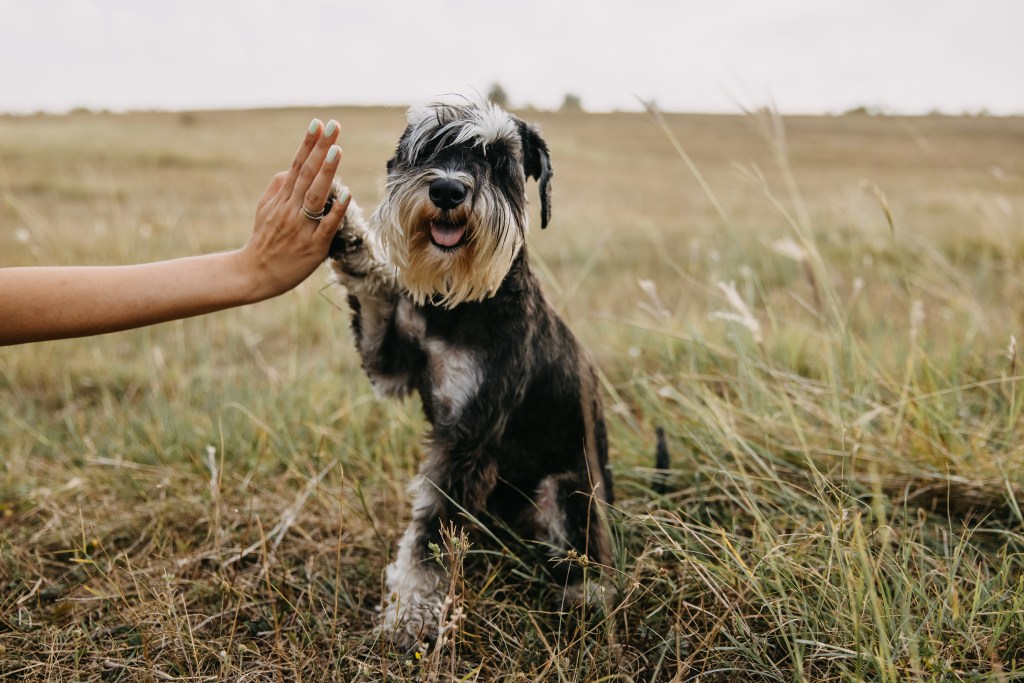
left=3, top=105, right=1024, bottom=681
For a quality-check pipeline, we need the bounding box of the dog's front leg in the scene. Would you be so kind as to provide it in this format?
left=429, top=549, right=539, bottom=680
left=379, top=464, right=449, bottom=652
left=380, top=444, right=499, bottom=651
left=328, top=190, right=423, bottom=397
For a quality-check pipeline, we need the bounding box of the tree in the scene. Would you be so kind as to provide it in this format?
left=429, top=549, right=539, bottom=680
left=487, top=83, right=509, bottom=108
left=560, top=93, right=583, bottom=112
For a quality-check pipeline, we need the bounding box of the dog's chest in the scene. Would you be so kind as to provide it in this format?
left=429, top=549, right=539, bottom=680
left=395, top=298, right=483, bottom=424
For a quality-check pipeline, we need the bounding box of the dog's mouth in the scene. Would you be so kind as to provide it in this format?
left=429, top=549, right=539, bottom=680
left=428, top=218, right=468, bottom=251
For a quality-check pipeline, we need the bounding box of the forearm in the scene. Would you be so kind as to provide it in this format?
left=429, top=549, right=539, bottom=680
left=1, top=118, right=348, bottom=347
left=0, top=251, right=266, bottom=345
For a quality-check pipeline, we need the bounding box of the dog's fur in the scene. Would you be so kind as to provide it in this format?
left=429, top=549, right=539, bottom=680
left=327, top=100, right=612, bottom=650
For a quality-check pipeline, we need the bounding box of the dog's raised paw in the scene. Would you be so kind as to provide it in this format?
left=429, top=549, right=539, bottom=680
left=328, top=225, right=364, bottom=264
left=326, top=183, right=362, bottom=261
left=325, top=188, right=385, bottom=284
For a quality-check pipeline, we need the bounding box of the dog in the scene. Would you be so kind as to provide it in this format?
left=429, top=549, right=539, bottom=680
left=326, top=99, right=613, bottom=650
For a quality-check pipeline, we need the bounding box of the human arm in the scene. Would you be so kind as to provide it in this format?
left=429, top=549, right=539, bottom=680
left=0, top=118, right=351, bottom=346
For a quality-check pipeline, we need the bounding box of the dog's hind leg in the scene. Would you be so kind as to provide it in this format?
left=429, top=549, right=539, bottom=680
left=533, top=471, right=611, bottom=597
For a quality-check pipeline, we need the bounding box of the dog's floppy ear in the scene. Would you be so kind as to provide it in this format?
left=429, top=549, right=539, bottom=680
left=517, top=120, right=553, bottom=229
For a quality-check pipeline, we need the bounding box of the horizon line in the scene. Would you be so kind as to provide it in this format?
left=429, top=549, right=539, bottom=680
left=2, top=102, right=1021, bottom=119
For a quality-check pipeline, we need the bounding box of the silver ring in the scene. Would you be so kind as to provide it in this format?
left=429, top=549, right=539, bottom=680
left=302, top=205, right=326, bottom=221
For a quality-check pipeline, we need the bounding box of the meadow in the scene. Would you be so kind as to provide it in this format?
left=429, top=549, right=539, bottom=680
left=2, top=104, right=1024, bottom=681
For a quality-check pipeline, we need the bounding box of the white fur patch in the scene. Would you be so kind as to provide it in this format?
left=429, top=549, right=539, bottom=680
left=395, top=298, right=426, bottom=342
left=405, top=104, right=435, bottom=129
left=535, top=476, right=570, bottom=550
left=425, top=338, right=482, bottom=424
left=461, top=102, right=519, bottom=149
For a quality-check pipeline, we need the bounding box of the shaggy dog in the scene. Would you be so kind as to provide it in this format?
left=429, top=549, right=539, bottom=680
left=327, top=100, right=612, bottom=649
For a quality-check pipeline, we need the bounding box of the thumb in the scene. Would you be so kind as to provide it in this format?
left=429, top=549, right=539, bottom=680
left=258, top=172, right=288, bottom=211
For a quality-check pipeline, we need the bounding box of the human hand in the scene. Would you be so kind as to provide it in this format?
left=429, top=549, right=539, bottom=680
left=234, top=118, right=352, bottom=302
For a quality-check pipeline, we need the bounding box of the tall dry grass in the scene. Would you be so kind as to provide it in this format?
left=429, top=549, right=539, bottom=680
left=2, top=105, right=1024, bottom=680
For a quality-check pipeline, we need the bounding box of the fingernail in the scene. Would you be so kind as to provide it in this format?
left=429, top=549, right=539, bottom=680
left=326, top=145, right=340, bottom=163
left=338, top=188, right=351, bottom=204
left=308, top=118, right=320, bottom=135
left=324, top=119, right=338, bottom=137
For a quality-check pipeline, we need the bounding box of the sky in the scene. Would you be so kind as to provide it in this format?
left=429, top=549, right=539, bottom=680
left=1, top=0, right=1022, bottom=116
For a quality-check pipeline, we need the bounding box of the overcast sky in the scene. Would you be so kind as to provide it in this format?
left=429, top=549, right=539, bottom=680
left=1, top=0, right=1021, bottom=115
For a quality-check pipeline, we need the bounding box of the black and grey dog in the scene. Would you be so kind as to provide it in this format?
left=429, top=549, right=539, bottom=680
left=327, top=100, right=613, bottom=649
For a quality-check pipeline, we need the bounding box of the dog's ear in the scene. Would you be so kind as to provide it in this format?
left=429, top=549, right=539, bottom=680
left=517, top=120, right=553, bottom=229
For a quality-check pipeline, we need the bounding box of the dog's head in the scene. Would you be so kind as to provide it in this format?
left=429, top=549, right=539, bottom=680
left=371, top=99, right=553, bottom=308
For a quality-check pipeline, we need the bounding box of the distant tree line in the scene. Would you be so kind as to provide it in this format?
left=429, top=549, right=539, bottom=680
left=487, top=83, right=584, bottom=112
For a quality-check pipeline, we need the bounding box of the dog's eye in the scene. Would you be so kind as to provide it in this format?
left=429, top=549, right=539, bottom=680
left=482, top=142, right=505, bottom=162
left=484, top=149, right=516, bottom=181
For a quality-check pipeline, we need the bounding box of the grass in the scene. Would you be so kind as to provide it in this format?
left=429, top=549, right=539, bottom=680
left=2, top=105, right=1024, bottom=681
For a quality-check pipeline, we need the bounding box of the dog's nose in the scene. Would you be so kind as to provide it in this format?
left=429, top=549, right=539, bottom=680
left=428, top=178, right=467, bottom=210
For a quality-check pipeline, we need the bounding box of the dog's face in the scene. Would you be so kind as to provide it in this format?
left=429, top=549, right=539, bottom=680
left=372, top=100, right=552, bottom=308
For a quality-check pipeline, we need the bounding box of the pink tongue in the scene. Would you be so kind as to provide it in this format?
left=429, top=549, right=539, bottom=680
left=430, top=222, right=466, bottom=247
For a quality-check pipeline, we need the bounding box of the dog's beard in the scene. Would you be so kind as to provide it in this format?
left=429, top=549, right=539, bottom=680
left=374, top=181, right=524, bottom=308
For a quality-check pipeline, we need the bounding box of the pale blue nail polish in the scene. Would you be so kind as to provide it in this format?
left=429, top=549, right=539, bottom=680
left=308, top=118, right=320, bottom=134
left=338, top=188, right=351, bottom=204
left=324, top=119, right=338, bottom=137
left=326, top=145, right=340, bottom=163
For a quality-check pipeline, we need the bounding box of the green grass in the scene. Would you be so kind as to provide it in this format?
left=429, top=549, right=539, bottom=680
left=2, top=106, right=1024, bottom=680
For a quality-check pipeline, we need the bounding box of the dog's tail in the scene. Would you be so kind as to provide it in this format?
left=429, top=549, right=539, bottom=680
left=653, top=426, right=670, bottom=495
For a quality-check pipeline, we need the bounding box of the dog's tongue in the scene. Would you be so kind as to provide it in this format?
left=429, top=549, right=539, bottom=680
left=430, top=221, right=466, bottom=248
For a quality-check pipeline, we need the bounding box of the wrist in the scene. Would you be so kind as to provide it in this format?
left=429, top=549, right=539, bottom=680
left=227, top=247, right=275, bottom=305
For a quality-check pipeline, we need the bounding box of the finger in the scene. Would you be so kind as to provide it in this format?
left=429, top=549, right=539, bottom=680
left=281, top=119, right=322, bottom=197
left=291, top=118, right=341, bottom=205
left=315, top=186, right=351, bottom=242
left=302, top=145, right=342, bottom=217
